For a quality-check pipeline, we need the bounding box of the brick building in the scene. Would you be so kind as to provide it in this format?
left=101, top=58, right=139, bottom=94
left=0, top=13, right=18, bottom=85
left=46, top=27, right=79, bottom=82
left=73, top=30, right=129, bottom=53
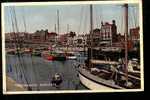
left=58, top=34, right=68, bottom=46
left=100, top=20, right=117, bottom=43
left=46, top=32, right=57, bottom=43
left=130, top=27, right=140, bottom=50
left=32, top=29, right=47, bottom=42
left=74, top=34, right=87, bottom=47
left=87, top=20, right=117, bottom=47
left=130, top=27, right=140, bottom=41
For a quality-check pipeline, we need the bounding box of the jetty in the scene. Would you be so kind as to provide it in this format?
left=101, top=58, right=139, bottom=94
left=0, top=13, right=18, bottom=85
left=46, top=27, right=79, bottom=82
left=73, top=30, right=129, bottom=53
left=6, top=76, right=27, bottom=91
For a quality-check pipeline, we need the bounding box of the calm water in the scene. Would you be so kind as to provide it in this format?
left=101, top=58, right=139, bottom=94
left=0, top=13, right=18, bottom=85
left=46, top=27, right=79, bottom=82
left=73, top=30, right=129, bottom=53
left=6, top=54, right=87, bottom=91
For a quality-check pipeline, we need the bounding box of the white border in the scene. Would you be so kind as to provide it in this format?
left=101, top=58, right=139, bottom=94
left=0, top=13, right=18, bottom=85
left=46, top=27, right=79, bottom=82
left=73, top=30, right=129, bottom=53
left=139, top=0, right=144, bottom=91
left=2, top=0, right=139, bottom=6
left=2, top=2, right=7, bottom=94
left=2, top=0, right=144, bottom=94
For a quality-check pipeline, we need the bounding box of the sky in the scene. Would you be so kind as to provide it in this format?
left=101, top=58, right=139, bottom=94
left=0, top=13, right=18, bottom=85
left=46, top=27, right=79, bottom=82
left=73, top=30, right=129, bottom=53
left=4, top=4, right=139, bottom=35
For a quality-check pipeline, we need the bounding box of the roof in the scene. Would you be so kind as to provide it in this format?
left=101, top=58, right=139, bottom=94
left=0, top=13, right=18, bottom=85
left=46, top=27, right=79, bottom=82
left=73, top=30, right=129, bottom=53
left=47, top=32, right=57, bottom=36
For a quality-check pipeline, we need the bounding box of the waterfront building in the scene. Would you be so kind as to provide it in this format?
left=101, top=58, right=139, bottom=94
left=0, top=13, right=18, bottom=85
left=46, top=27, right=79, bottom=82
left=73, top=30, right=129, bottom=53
left=74, top=34, right=87, bottom=47
left=45, top=32, right=57, bottom=45
left=130, top=27, right=140, bottom=41
left=130, top=27, right=140, bottom=50
left=32, top=29, right=48, bottom=42
left=5, top=33, right=12, bottom=41
left=58, top=34, right=68, bottom=46
left=100, top=20, right=117, bottom=45
left=66, top=31, right=76, bottom=47
left=86, top=20, right=117, bottom=47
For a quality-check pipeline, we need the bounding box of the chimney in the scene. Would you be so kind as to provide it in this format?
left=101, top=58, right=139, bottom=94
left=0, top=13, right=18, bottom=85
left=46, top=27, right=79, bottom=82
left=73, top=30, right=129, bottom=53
left=101, top=21, right=104, bottom=26
left=112, top=20, right=116, bottom=25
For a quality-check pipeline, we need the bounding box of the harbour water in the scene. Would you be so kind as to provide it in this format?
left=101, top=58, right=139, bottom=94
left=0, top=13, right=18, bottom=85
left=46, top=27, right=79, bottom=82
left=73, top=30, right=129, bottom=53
left=6, top=54, right=87, bottom=91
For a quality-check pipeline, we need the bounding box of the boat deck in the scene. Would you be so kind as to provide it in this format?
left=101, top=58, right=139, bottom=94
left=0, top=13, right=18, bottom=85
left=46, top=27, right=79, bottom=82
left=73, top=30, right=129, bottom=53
left=78, top=67, right=125, bottom=89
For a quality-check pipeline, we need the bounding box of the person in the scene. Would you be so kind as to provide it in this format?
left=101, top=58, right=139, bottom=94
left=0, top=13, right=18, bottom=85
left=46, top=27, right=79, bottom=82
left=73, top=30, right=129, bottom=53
left=117, top=58, right=123, bottom=71
left=110, top=65, right=117, bottom=79
left=110, top=64, right=122, bottom=85
left=85, top=59, right=89, bottom=67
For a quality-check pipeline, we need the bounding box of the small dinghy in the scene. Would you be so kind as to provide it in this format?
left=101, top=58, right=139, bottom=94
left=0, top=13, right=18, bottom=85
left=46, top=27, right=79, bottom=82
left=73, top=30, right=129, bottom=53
left=51, top=73, right=63, bottom=87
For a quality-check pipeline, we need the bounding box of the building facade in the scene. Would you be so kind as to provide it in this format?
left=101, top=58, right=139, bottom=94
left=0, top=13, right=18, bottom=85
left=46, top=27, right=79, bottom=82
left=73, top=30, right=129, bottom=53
left=74, top=34, right=87, bottom=47
left=130, top=27, right=140, bottom=50
left=100, top=20, right=117, bottom=44
left=130, top=27, right=140, bottom=41
left=46, top=32, right=57, bottom=44
left=32, top=29, right=47, bottom=42
left=86, top=20, right=117, bottom=47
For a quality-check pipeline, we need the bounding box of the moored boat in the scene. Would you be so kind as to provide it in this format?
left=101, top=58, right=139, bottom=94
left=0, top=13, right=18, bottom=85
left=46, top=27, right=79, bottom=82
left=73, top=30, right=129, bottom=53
left=78, top=59, right=140, bottom=90
left=54, top=52, right=66, bottom=61
left=31, top=51, right=41, bottom=57
left=65, top=52, right=77, bottom=60
left=77, top=4, right=141, bottom=90
left=42, top=51, right=55, bottom=61
left=42, top=50, right=66, bottom=61
left=51, top=73, right=63, bottom=87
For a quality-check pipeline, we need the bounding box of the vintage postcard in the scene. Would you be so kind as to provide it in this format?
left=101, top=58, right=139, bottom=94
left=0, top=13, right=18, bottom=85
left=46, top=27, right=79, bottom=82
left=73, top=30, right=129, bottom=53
left=2, top=0, right=144, bottom=94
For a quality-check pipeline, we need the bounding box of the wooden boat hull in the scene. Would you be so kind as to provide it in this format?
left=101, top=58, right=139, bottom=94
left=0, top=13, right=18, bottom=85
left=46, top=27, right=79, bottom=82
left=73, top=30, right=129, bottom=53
left=79, top=73, right=115, bottom=90
left=42, top=53, right=55, bottom=61
left=78, top=68, right=124, bottom=90
left=54, top=56, right=66, bottom=61
left=47, top=56, right=55, bottom=61
left=31, top=53, right=41, bottom=57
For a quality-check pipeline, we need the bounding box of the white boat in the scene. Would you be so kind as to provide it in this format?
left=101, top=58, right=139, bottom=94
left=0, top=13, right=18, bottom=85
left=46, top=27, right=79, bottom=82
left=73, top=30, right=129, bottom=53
left=67, top=56, right=77, bottom=60
left=78, top=59, right=140, bottom=90
left=65, top=52, right=77, bottom=60
left=77, top=4, right=141, bottom=90
left=78, top=67, right=124, bottom=90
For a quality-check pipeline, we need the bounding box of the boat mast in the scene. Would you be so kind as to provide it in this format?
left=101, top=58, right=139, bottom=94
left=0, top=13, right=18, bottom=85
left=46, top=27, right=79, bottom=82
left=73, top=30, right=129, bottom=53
left=54, top=23, right=57, bottom=44
left=124, top=4, right=128, bottom=81
left=67, top=24, right=69, bottom=33
left=57, top=10, right=60, bottom=35
left=22, top=8, right=27, bottom=33
left=67, top=24, right=69, bottom=52
left=56, top=10, right=60, bottom=47
left=11, top=7, right=32, bottom=90
left=90, top=4, right=93, bottom=60
left=55, top=24, right=57, bottom=33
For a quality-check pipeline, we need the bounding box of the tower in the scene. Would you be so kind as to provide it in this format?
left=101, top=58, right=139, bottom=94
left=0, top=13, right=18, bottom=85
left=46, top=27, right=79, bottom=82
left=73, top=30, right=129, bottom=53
left=111, top=20, right=117, bottom=42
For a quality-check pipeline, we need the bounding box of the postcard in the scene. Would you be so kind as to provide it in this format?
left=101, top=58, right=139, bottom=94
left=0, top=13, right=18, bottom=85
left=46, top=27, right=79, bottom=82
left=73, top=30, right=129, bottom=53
left=2, top=0, right=144, bottom=94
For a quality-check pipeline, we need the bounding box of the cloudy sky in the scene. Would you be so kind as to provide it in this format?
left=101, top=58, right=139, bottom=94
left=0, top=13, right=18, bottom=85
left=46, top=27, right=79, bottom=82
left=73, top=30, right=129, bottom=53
left=4, top=3, right=139, bottom=34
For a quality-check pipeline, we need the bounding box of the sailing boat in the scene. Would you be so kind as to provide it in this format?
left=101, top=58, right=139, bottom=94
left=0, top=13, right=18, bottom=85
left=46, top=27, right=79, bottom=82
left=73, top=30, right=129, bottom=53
left=42, top=10, right=66, bottom=61
left=64, top=25, right=77, bottom=60
left=77, top=4, right=140, bottom=90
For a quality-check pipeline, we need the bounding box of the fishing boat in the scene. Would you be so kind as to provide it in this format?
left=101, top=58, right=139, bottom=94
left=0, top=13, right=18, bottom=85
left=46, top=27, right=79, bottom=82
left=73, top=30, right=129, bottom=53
left=42, top=51, right=55, bottom=61
left=31, top=51, right=41, bottom=57
left=54, top=52, right=66, bottom=61
left=6, top=49, right=16, bottom=55
left=31, top=48, right=42, bottom=57
left=23, top=48, right=31, bottom=54
left=77, top=4, right=141, bottom=90
left=42, top=50, right=66, bottom=61
left=65, top=52, right=77, bottom=60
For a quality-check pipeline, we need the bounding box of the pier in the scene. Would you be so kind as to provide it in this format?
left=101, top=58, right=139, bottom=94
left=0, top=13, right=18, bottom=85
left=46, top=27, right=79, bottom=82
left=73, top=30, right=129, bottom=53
left=6, top=76, right=27, bottom=91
